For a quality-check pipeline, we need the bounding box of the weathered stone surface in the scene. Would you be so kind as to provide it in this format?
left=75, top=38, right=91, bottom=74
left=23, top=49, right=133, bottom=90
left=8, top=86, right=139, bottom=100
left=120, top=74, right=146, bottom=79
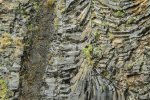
left=0, top=0, right=30, bottom=99
left=1, top=0, right=150, bottom=100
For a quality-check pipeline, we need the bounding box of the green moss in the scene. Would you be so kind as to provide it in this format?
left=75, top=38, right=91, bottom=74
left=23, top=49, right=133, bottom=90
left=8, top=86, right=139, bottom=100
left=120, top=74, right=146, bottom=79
left=0, top=32, right=12, bottom=49
left=93, top=30, right=101, bottom=41
left=0, top=79, right=7, bottom=100
left=33, top=2, right=39, bottom=10
left=114, top=10, right=125, bottom=17
left=82, top=44, right=92, bottom=57
left=82, top=44, right=93, bottom=63
left=28, top=24, right=33, bottom=32
left=102, top=21, right=107, bottom=26
left=101, top=70, right=109, bottom=77
left=108, top=32, right=115, bottom=40
left=28, top=24, right=38, bottom=32
left=126, top=62, right=133, bottom=70
left=126, top=17, right=135, bottom=24
left=54, top=18, right=59, bottom=30
left=93, top=30, right=98, bottom=36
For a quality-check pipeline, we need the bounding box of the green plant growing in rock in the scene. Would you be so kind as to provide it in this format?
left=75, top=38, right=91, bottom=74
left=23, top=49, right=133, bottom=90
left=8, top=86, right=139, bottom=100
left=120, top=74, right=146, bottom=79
left=28, top=23, right=39, bottom=32
left=54, top=18, right=59, bottom=30
left=82, top=44, right=93, bottom=64
left=0, top=79, right=7, bottom=100
left=58, top=4, right=66, bottom=13
left=108, top=32, right=115, bottom=40
left=114, top=10, right=125, bottom=17
left=126, top=62, right=134, bottom=70
left=101, top=70, right=110, bottom=79
left=93, top=30, right=99, bottom=36
left=93, top=30, right=101, bottom=41
left=126, top=17, right=135, bottom=24
left=33, top=1, right=39, bottom=10
left=28, top=24, right=34, bottom=32
left=0, top=32, right=12, bottom=49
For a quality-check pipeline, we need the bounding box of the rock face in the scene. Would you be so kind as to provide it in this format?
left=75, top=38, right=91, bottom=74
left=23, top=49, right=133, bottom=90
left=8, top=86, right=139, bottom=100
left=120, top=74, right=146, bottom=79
left=51, top=0, right=150, bottom=100
left=0, top=0, right=30, bottom=99
left=20, top=3, right=55, bottom=99
left=0, top=0, right=150, bottom=100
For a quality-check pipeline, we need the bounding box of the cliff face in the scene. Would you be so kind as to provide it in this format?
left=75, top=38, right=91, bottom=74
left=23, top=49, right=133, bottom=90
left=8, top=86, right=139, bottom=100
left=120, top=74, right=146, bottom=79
left=0, top=0, right=150, bottom=100
left=0, top=0, right=30, bottom=99
left=68, top=0, right=150, bottom=99
left=20, top=1, right=55, bottom=99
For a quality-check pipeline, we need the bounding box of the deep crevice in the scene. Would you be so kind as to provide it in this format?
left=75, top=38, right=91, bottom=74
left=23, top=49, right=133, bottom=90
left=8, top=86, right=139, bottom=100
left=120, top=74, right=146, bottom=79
left=19, top=2, right=55, bottom=99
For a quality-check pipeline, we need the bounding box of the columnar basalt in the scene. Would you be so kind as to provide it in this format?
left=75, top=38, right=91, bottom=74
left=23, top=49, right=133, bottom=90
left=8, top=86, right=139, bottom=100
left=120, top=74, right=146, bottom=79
left=1, top=0, right=150, bottom=100
left=0, top=0, right=31, bottom=99
left=42, top=0, right=150, bottom=99
left=66, top=0, right=150, bottom=100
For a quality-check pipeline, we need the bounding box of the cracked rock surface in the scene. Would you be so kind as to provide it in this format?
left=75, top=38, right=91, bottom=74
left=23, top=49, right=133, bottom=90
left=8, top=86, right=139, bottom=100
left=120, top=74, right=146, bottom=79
left=0, top=0, right=150, bottom=100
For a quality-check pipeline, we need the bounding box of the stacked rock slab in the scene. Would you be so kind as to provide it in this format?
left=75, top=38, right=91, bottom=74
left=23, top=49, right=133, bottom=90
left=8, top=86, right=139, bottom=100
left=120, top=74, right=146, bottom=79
left=1, top=0, right=150, bottom=100
left=41, top=0, right=83, bottom=99
left=0, top=0, right=31, bottom=99
left=43, top=0, right=150, bottom=100
left=66, top=0, right=150, bottom=100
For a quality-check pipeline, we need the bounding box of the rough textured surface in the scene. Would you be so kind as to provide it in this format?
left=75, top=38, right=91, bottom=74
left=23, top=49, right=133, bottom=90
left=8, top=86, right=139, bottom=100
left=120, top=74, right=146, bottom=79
left=51, top=0, right=150, bottom=100
left=0, top=0, right=150, bottom=100
left=20, top=1, right=55, bottom=99
left=0, top=0, right=30, bottom=99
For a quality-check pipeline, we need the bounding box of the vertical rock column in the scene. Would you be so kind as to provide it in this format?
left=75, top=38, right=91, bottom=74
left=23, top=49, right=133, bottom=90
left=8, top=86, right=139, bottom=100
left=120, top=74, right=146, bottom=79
left=63, top=0, right=150, bottom=100
left=20, top=0, right=55, bottom=100
left=41, top=0, right=83, bottom=99
left=0, top=0, right=30, bottom=99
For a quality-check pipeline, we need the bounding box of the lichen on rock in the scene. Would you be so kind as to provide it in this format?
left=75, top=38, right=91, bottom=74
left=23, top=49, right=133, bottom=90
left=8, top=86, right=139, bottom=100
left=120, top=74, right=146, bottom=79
left=0, top=79, right=7, bottom=100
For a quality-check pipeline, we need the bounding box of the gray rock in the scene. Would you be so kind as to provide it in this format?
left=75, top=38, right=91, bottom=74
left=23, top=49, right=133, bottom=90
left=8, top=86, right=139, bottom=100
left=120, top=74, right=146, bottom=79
left=8, top=72, right=19, bottom=90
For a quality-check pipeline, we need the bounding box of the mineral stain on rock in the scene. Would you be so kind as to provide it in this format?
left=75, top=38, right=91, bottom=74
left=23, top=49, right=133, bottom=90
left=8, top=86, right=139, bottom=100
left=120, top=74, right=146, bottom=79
left=19, top=2, right=55, bottom=99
